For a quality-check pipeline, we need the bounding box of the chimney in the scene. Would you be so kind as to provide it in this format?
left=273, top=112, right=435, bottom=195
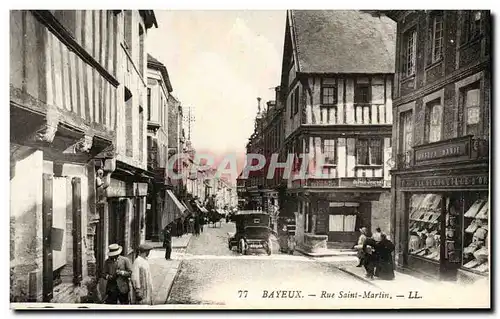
left=257, top=97, right=262, bottom=114
left=274, top=86, right=281, bottom=109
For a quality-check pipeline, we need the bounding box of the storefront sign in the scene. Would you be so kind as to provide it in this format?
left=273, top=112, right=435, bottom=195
left=413, top=137, right=471, bottom=166
left=307, top=179, right=340, bottom=187
left=351, top=178, right=384, bottom=187
left=400, top=175, right=489, bottom=189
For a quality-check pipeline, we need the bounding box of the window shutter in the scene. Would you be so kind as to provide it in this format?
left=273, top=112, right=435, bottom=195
left=42, top=174, right=54, bottom=302
left=72, top=177, right=83, bottom=285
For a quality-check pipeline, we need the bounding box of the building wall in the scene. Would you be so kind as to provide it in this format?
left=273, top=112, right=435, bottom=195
left=393, top=10, right=490, bottom=157
left=115, top=10, right=148, bottom=171
left=147, top=68, right=169, bottom=168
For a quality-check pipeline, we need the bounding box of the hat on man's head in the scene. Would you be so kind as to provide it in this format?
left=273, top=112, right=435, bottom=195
left=108, top=244, right=122, bottom=257
left=360, top=227, right=368, bottom=234
left=138, top=243, right=153, bottom=253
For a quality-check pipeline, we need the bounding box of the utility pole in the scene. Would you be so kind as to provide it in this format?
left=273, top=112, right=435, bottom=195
left=184, top=106, right=195, bottom=141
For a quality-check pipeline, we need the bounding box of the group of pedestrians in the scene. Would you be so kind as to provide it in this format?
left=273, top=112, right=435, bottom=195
left=100, top=243, right=154, bottom=305
left=354, top=227, right=395, bottom=280
left=100, top=225, right=175, bottom=305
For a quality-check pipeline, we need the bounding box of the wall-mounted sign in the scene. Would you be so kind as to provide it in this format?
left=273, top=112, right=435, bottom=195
left=400, top=174, right=488, bottom=189
left=413, top=136, right=472, bottom=166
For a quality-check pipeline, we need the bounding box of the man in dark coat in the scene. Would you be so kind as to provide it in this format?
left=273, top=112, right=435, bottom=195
left=163, top=225, right=172, bottom=260
left=374, top=233, right=395, bottom=280
left=101, top=244, right=133, bottom=304
left=362, top=231, right=377, bottom=280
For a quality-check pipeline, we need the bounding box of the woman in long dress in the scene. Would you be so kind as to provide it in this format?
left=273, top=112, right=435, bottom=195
left=374, top=233, right=395, bottom=280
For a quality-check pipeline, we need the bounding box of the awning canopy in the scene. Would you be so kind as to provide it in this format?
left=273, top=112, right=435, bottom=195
left=195, top=202, right=208, bottom=213
left=163, top=190, right=187, bottom=228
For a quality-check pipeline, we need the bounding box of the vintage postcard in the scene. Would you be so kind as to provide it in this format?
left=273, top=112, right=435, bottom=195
left=9, top=9, right=491, bottom=310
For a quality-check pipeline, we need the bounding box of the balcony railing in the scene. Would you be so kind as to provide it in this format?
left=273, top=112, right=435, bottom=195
left=396, top=135, right=489, bottom=170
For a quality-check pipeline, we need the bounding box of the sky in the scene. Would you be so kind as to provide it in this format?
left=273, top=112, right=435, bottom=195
left=146, top=10, right=286, bottom=164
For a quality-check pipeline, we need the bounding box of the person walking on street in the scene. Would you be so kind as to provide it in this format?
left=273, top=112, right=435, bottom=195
left=163, top=225, right=173, bottom=260
left=131, top=243, right=154, bottom=305
left=194, top=215, right=200, bottom=236
left=374, top=233, right=396, bottom=280
left=362, top=231, right=377, bottom=280
left=101, top=244, right=133, bottom=304
left=354, top=227, right=369, bottom=267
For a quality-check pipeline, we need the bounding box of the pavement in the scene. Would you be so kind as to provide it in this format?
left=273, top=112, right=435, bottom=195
left=145, top=222, right=490, bottom=308
left=295, top=246, right=357, bottom=257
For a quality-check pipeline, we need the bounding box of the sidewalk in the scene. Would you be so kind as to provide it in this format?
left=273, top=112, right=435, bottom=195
left=295, top=246, right=357, bottom=257
left=144, top=233, right=193, bottom=249
left=146, top=233, right=193, bottom=305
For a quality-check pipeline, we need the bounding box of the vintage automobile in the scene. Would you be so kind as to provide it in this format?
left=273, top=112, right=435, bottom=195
left=228, top=210, right=273, bottom=255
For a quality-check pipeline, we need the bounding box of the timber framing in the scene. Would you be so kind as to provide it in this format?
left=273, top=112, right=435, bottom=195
left=31, top=10, right=120, bottom=88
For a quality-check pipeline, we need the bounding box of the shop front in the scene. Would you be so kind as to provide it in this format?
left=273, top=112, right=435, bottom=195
left=393, top=136, right=489, bottom=283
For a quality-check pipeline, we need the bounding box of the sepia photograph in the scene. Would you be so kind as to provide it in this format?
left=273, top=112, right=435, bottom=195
left=8, top=6, right=492, bottom=310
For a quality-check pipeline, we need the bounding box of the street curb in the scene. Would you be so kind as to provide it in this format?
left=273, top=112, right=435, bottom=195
left=163, top=262, right=183, bottom=304
left=295, top=247, right=357, bottom=257
left=336, top=266, right=379, bottom=288
left=172, top=234, right=193, bottom=249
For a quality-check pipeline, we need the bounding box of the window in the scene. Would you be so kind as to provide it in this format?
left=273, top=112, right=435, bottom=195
left=424, top=99, right=443, bottom=143
left=400, top=110, right=413, bottom=153
left=147, top=88, right=151, bottom=121
left=124, top=11, right=133, bottom=52
left=461, top=11, right=484, bottom=44
left=403, top=29, right=417, bottom=77
left=328, top=214, right=357, bottom=232
left=139, top=25, right=145, bottom=76
left=294, top=87, right=299, bottom=114
left=356, top=138, right=382, bottom=165
left=321, top=79, right=337, bottom=105
left=322, top=139, right=336, bottom=165
left=428, top=12, right=443, bottom=64
left=290, top=91, right=295, bottom=118
left=461, top=82, right=481, bottom=137
left=354, top=83, right=370, bottom=104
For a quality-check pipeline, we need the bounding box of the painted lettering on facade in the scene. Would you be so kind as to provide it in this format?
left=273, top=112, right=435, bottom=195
left=400, top=175, right=488, bottom=188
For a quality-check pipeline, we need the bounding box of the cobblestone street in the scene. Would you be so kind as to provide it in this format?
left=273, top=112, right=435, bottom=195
left=164, top=221, right=380, bottom=308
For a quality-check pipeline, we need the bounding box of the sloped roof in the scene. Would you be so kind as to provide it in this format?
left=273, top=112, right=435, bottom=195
left=147, top=53, right=173, bottom=92
left=290, top=10, right=396, bottom=74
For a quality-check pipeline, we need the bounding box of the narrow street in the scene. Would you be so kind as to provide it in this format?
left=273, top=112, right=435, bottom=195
left=162, top=221, right=380, bottom=308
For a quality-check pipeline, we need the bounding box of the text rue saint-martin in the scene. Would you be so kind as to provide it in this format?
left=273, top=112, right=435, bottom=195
left=258, top=290, right=422, bottom=300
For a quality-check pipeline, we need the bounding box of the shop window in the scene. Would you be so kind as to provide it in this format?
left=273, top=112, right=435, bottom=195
left=424, top=99, right=443, bottom=143
left=461, top=11, right=484, bottom=44
left=426, top=12, right=444, bottom=65
left=403, top=29, right=417, bottom=77
left=462, top=193, right=488, bottom=274
left=461, top=82, right=481, bottom=138
left=329, top=214, right=356, bottom=232
left=408, top=194, right=442, bottom=262
left=356, top=138, right=382, bottom=165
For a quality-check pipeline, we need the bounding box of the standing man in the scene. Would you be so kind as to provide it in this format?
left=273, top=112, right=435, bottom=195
left=131, top=244, right=154, bottom=305
left=163, top=225, right=172, bottom=260
left=101, top=244, right=133, bottom=304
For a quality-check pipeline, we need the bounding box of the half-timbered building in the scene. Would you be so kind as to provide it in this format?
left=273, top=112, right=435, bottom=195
left=10, top=9, right=157, bottom=303
left=279, top=10, right=396, bottom=248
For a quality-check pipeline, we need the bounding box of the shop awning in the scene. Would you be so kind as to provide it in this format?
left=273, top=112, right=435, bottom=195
left=162, top=190, right=187, bottom=228
left=195, top=202, right=208, bottom=213
left=216, top=209, right=226, bottom=216
left=184, top=200, right=195, bottom=214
